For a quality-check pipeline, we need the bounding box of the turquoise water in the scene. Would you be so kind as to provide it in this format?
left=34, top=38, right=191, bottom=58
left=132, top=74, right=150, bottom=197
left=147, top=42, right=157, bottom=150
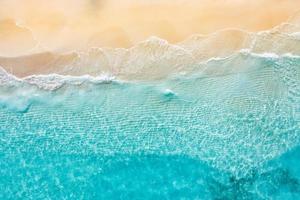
left=0, top=54, right=300, bottom=199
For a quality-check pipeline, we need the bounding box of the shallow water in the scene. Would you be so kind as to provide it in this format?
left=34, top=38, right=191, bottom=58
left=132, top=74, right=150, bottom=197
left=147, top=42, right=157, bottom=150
left=0, top=54, right=300, bottom=199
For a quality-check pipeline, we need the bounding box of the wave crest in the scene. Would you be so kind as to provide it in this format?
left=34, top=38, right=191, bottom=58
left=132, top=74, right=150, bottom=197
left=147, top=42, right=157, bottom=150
left=0, top=12, right=300, bottom=83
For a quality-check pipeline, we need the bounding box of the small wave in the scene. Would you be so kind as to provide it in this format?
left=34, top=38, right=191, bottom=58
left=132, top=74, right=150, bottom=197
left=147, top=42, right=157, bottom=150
left=0, top=66, right=118, bottom=90
left=0, top=49, right=299, bottom=90
left=0, top=32, right=299, bottom=81
left=0, top=12, right=300, bottom=87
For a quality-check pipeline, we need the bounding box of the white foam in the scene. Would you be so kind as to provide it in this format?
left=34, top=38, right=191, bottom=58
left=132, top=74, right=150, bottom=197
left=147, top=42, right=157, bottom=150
left=0, top=47, right=299, bottom=91
left=0, top=66, right=117, bottom=90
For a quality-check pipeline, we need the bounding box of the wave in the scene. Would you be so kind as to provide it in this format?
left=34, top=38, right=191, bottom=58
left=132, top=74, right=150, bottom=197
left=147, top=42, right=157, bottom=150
left=0, top=30, right=300, bottom=80
left=0, top=50, right=299, bottom=90
left=0, top=67, right=117, bottom=90
left=0, top=11, right=300, bottom=81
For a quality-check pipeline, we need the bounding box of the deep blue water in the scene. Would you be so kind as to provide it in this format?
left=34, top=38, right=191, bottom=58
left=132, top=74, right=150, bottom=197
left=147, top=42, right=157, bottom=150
left=0, top=55, right=299, bottom=199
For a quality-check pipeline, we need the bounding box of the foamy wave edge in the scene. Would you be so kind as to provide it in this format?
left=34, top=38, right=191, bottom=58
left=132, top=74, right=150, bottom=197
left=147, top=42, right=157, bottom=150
left=1, top=10, right=300, bottom=89
left=0, top=67, right=119, bottom=90
left=0, top=50, right=299, bottom=90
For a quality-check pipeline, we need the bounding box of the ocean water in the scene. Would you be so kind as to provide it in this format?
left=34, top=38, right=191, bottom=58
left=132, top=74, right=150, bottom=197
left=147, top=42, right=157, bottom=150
left=0, top=53, right=300, bottom=199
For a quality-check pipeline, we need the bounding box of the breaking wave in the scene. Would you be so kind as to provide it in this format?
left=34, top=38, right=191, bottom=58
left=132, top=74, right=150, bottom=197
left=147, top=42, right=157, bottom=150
left=0, top=11, right=300, bottom=81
